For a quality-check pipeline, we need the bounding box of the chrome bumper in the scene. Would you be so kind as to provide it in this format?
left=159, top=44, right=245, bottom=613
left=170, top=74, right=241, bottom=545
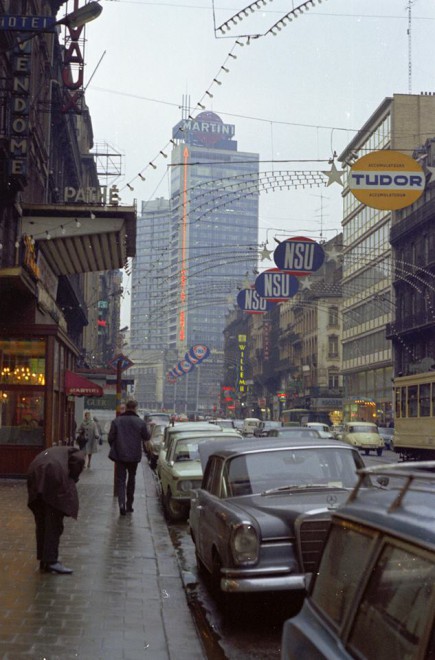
left=221, top=573, right=307, bottom=593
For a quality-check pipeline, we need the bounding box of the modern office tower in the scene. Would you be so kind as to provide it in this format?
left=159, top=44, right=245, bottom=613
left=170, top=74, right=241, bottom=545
left=166, top=110, right=260, bottom=415
left=130, top=198, right=172, bottom=409
left=339, top=94, right=435, bottom=425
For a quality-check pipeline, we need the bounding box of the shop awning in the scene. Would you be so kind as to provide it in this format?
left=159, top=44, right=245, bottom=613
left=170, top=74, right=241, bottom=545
left=65, top=370, right=104, bottom=397
left=21, top=203, right=137, bottom=276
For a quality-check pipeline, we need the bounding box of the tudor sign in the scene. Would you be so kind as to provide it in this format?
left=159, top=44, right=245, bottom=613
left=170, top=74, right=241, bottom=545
left=349, top=150, right=425, bottom=211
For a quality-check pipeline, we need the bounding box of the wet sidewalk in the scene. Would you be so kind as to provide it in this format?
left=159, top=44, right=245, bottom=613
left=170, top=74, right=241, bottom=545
left=0, top=444, right=205, bottom=659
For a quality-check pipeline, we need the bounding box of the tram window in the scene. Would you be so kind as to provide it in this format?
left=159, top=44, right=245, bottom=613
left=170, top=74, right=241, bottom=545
left=408, top=385, right=418, bottom=417
left=395, top=389, right=401, bottom=418
left=420, top=384, right=431, bottom=417
left=401, top=388, right=407, bottom=418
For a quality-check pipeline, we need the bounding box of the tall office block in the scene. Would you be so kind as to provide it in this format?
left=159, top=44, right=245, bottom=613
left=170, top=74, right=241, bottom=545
left=167, top=110, right=259, bottom=414
left=130, top=111, right=259, bottom=413
left=339, top=94, right=435, bottom=424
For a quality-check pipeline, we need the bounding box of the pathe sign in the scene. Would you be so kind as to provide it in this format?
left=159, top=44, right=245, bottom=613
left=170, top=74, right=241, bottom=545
left=349, top=150, right=425, bottom=210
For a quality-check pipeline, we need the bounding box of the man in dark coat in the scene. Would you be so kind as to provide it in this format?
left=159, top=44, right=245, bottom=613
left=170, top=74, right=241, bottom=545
left=27, top=446, right=85, bottom=574
left=108, top=399, right=150, bottom=516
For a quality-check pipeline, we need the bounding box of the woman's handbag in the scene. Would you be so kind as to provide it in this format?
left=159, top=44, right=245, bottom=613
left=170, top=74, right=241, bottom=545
left=77, top=430, right=86, bottom=450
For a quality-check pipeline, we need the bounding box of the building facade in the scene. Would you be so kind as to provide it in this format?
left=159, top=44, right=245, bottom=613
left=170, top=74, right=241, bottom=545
left=339, top=94, right=435, bottom=424
left=0, top=1, right=136, bottom=475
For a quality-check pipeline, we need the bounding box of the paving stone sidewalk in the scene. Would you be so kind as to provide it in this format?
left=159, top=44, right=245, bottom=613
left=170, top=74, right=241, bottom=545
left=0, top=444, right=205, bottom=660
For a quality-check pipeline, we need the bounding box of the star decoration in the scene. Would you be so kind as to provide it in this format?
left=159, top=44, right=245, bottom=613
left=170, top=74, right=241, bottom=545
left=322, top=162, right=345, bottom=187
left=299, top=278, right=312, bottom=291
left=260, top=245, right=273, bottom=261
left=325, top=246, right=341, bottom=262
left=426, top=167, right=435, bottom=182
left=241, top=277, right=252, bottom=289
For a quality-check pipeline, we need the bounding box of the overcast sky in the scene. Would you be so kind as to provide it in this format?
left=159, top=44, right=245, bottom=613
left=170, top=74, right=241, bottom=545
left=75, top=0, right=435, bottom=323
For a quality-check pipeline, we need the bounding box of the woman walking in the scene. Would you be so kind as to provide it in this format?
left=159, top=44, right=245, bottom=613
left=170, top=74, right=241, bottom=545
left=78, top=411, right=99, bottom=468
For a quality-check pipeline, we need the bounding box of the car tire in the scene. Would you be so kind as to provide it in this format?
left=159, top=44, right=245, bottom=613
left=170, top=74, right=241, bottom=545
left=163, top=488, right=188, bottom=522
left=376, top=447, right=383, bottom=457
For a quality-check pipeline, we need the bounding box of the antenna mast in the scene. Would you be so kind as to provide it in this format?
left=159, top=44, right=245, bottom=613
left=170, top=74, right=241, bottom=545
left=407, top=1, right=414, bottom=94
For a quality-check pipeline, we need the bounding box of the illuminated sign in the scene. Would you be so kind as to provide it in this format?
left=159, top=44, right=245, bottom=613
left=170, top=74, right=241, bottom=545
left=273, top=237, right=325, bottom=275
left=349, top=150, right=425, bottom=210
left=173, top=111, right=235, bottom=147
left=255, top=269, right=299, bottom=302
left=236, top=288, right=275, bottom=313
left=8, top=40, right=31, bottom=186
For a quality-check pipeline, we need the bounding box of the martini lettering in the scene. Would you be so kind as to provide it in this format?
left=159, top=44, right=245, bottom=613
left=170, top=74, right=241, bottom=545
left=182, top=120, right=234, bottom=137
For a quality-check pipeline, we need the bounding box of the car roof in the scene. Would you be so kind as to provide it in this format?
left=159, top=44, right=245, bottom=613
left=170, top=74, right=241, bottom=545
left=336, top=461, right=435, bottom=549
left=198, top=436, right=355, bottom=471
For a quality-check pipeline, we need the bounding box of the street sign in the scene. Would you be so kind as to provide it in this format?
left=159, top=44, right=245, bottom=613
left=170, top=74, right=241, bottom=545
left=255, top=269, right=299, bottom=302
left=0, top=16, right=56, bottom=31
left=108, top=354, right=134, bottom=372
left=273, top=237, right=325, bottom=275
left=237, top=288, right=275, bottom=313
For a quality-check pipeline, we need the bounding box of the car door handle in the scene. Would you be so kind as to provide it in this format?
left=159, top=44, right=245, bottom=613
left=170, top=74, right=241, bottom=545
left=196, top=504, right=204, bottom=511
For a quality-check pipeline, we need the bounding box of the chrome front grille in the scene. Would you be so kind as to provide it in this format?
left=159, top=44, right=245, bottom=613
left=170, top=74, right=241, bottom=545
left=296, top=515, right=331, bottom=573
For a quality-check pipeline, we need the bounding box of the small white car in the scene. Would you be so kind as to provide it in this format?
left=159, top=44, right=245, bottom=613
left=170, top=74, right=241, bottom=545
left=339, top=422, right=384, bottom=456
left=242, top=418, right=261, bottom=436
left=304, top=423, right=334, bottom=439
left=158, top=429, right=242, bottom=521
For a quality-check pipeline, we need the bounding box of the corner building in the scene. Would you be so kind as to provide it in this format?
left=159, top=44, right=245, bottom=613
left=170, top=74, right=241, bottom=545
left=339, top=94, right=435, bottom=424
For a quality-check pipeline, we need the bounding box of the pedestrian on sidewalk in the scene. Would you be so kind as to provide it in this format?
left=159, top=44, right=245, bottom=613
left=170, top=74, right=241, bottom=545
left=108, top=399, right=150, bottom=516
left=27, top=446, right=85, bottom=574
left=77, top=411, right=99, bottom=468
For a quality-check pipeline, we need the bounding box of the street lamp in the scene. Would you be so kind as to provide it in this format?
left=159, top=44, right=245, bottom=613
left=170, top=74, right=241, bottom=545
left=1, top=2, right=103, bottom=41
left=56, top=2, right=103, bottom=29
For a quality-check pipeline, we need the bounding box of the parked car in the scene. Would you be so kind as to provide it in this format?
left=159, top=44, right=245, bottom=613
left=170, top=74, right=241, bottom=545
left=304, top=422, right=334, bottom=439
left=253, top=420, right=283, bottom=437
left=267, top=427, right=321, bottom=439
left=158, top=430, right=241, bottom=521
left=156, top=421, right=230, bottom=477
left=281, top=460, right=435, bottom=660
left=378, top=426, right=395, bottom=450
left=338, top=421, right=384, bottom=456
left=189, top=436, right=382, bottom=604
left=242, top=418, right=262, bottom=435
left=210, top=419, right=235, bottom=430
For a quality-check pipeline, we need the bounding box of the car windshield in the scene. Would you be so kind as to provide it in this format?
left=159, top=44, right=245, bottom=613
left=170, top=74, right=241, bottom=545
left=349, top=425, right=378, bottom=433
left=226, top=447, right=367, bottom=496
left=272, top=429, right=319, bottom=438
left=174, top=442, right=200, bottom=462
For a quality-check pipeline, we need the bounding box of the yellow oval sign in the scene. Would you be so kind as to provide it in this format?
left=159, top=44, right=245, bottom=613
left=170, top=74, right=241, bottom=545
left=349, top=150, right=425, bottom=210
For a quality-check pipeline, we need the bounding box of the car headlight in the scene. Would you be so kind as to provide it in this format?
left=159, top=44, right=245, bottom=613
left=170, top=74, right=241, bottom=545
left=230, top=523, right=259, bottom=565
left=178, top=480, right=201, bottom=492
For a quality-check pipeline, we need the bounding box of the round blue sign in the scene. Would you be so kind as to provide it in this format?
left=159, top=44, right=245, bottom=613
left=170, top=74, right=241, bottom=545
left=255, top=269, right=299, bottom=301
left=273, top=237, right=325, bottom=275
left=237, top=288, right=276, bottom=313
